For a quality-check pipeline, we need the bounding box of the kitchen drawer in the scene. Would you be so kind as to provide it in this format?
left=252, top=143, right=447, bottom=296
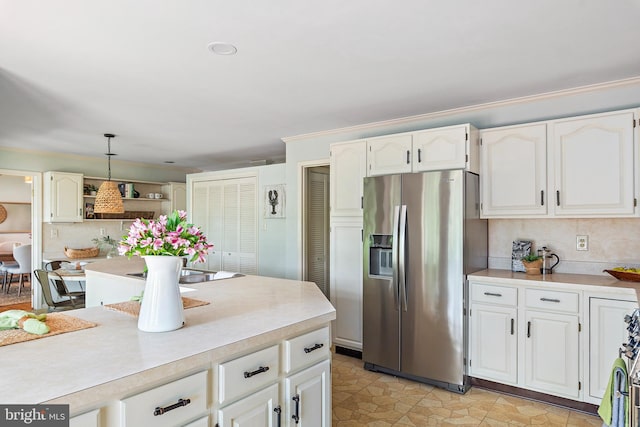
left=284, top=327, right=331, bottom=373
left=525, top=288, right=579, bottom=313
left=120, top=370, right=208, bottom=427
left=218, top=344, right=279, bottom=406
left=470, top=282, right=517, bottom=306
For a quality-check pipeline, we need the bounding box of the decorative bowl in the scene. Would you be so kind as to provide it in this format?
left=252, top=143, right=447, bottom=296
left=603, top=269, right=640, bottom=283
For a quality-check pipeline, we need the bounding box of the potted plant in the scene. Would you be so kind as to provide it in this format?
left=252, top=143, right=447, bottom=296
left=84, top=184, right=98, bottom=196
left=521, top=253, right=543, bottom=275
left=92, top=235, right=119, bottom=258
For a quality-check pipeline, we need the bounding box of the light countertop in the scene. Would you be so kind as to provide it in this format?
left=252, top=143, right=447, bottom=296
left=469, top=269, right=640, bottom=300
left=1, top=269, right=335, bottom=407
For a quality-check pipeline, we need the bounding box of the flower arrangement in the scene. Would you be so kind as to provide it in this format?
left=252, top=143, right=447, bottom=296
left=119, top=210, right=213, bottom=263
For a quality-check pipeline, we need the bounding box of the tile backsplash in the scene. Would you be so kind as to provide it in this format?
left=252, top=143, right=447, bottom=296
left=488, top=218, right=640, bottom=275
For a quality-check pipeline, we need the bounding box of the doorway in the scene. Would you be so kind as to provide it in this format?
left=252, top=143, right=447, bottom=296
left=0, top=169, right=42, bottom=309
left=302, top=164, right=330, bottom=298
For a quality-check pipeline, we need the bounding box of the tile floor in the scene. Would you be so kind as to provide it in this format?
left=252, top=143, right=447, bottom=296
left=332, top=352, right=602, bottom=426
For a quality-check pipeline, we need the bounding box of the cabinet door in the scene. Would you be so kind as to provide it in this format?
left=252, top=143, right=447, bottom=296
left=45, top=172, right=83, bottom=222
left=413, top=125, right=468, bottom=172
left=469, top=303, right=517, bottom=385
left=218, top=383, right=280, bottom=427
left=480, top=124, right=547, bottom=217
left=367, top=134, right=412, bottom=176
left=524, top=310, right=580, bottom=399
left=284, top=359, right=331, bottom=427
left=588, top=297, right=637, bottom=403
left=170, top=182, right=187, bottom=212
left=330, top=140, right=366, bottom=217
left=329, top=221, right=363, bottom=350
left=551, top=111, right=635, bottom=216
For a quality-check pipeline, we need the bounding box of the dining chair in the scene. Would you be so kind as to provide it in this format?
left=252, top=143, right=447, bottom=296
left=4, top=244, right=31, bottom=296
left=33, top=269, right=84, bottom=311
left=44, top=260, right=64, bottom=271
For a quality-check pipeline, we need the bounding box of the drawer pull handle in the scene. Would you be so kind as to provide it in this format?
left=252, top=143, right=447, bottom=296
left=510, top=318, right=514, bottom=335
left=527, top=321, right=531, bottom=338
left=244, top=366, right=269, bottom=378
left=484, top=292, right=502, bottom=297
left=274, top=405, right=282, bottom=427
left=304, top=343, right=324, bottom=353
left=406, top=150, right=410, bottom=164
left=418, top=148, right=422, bottom=163
left=153, top=398, right=191, bottom=416
left=540, top=297, right=561, bottom=303
left=292, top=394, right=300, bottom=424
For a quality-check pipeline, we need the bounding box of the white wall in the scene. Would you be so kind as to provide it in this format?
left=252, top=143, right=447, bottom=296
left=283, top=79, right=640, bottom=279
left=0, top=174, right=32, bottom=245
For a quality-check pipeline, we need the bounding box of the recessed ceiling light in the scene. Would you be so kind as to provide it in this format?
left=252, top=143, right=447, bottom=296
left=207, top=42, right=237, bottom=55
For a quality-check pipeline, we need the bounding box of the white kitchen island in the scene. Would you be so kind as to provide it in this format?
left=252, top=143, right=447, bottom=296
left=1, top=259, right=335, bottom=426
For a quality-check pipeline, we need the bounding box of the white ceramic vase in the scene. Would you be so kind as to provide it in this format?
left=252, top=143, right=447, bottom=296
left=138, top=255, right=184, bottom=332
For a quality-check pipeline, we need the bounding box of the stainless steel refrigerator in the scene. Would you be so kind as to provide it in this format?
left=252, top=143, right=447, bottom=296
left=362, top=169, right=487, bottom=393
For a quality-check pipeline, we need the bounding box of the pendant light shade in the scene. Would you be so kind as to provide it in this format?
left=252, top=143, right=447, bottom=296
left=94, top=133, right=124, bottom=214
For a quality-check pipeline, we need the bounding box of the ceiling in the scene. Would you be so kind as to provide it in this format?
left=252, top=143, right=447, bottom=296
left=1, top=1, right=640, bottom=171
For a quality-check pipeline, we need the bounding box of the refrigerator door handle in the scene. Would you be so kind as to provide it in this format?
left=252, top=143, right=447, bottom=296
left=399, top=204, right=408, bottom=312
left=392, top=205, right=400, bottom=311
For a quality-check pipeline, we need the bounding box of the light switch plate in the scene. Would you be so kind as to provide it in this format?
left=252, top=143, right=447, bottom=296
left=576, top=235, right=588, bottom=251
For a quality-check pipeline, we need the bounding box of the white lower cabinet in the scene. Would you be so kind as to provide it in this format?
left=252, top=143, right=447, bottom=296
left=469, top=281, right=582, bottom=400
left=70, top=409, right=100, bottom=427
left=184, top=416, right=209, bottom=427
left=587, top=296, right=637, bottom=404
left=524, top=310, right=580, bottom=399
left=469, top=303, right=517, bottom=385
left=215, top=327, right=332, bottom=427
left=217, top=383, right=281, bottom=427
left=284, top=360, right=331, bottom=427
left=120, top=370, right=208, bottom=427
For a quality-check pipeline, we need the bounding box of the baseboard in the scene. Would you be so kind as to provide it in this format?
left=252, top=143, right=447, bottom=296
left=470, top=377, right=598, bottom=415
left=334, top=346, right=362, bottom=359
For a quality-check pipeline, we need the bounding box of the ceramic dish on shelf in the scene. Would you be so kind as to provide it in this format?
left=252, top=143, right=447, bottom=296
left=603, top=269, right=640, bottom=282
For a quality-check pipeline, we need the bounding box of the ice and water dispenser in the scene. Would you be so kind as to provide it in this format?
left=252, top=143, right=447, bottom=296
left=368, top=234, right=393, bottom=278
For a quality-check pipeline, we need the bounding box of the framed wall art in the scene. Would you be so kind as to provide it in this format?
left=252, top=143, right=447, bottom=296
left=264, top=184, right=285, bottom=218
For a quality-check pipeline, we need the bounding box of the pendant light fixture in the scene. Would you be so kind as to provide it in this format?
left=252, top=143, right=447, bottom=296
left=94, top=133, right=124, bottom=214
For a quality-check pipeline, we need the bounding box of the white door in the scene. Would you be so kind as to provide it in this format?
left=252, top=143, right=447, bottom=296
left=329, top=221, right=363, bottom=350
left=45, top=172, right=83, bottom=222
left=217, top=383, right=280, bottom=427
left=367, top=133, right=412, bottom=176
left=413, top=124, right=468, bottom=172
left=524, top=310, right=580, bottom=399
left=284, top=360, right=331, bottom=427
left=588, top=297, right=637, bottom=402
left=480, top=124, right=547, bottom=217
left=551, top=111, right=635, bottom=216
left=469, top=303, right=517, bottom=385
left=192, top=181, right=223, bottom=271
left=329, top=140, right=366, bottom=217
left=221, top=178, right=257, bottom=274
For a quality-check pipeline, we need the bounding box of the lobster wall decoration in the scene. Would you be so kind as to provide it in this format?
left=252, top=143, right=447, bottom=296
left=268, top=189, right=279, bottom=215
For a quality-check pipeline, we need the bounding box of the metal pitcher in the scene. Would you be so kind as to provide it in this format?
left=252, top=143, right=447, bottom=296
left=537, top=246, right=560, bottom=275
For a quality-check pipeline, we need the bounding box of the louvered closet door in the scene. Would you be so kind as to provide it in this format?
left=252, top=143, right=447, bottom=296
left=307, top=171, right=329, bottom=296
left=207, top=182, right=223, bottom=271
left=220, top=177, right=257, bottom=274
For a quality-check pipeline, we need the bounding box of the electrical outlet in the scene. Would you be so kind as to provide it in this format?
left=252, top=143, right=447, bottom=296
left=50, top=228, right=58, bottom=238
left=100, top=228, right=106, bottom=236
left=576, top=235, right=588, bottom=251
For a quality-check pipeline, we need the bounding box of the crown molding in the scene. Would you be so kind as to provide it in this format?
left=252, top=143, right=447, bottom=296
left=281, top=76, right=640, bottom=143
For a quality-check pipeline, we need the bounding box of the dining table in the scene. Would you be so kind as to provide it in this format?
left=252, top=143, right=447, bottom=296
left=53, top=268, right=86, bottom=292
left=0, top=251, right=14, bottom=263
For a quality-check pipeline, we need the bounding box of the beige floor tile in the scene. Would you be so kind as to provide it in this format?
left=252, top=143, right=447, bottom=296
left=332, top=352, right=602, bottom=426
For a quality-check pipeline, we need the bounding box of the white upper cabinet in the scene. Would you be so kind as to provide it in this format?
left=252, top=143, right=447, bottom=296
left=367, top=124, right=478, bottom=177
left=44, top=171, right=84, bottom=223
left=413, top=124, right=477, bottom=172
left=329, top=140, right=367, bottom=218
left=480, top=123, right=547, bottom=217
left=551, top=110, right=636, bottom=217
left=367, top=134, right=413, bottom=176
